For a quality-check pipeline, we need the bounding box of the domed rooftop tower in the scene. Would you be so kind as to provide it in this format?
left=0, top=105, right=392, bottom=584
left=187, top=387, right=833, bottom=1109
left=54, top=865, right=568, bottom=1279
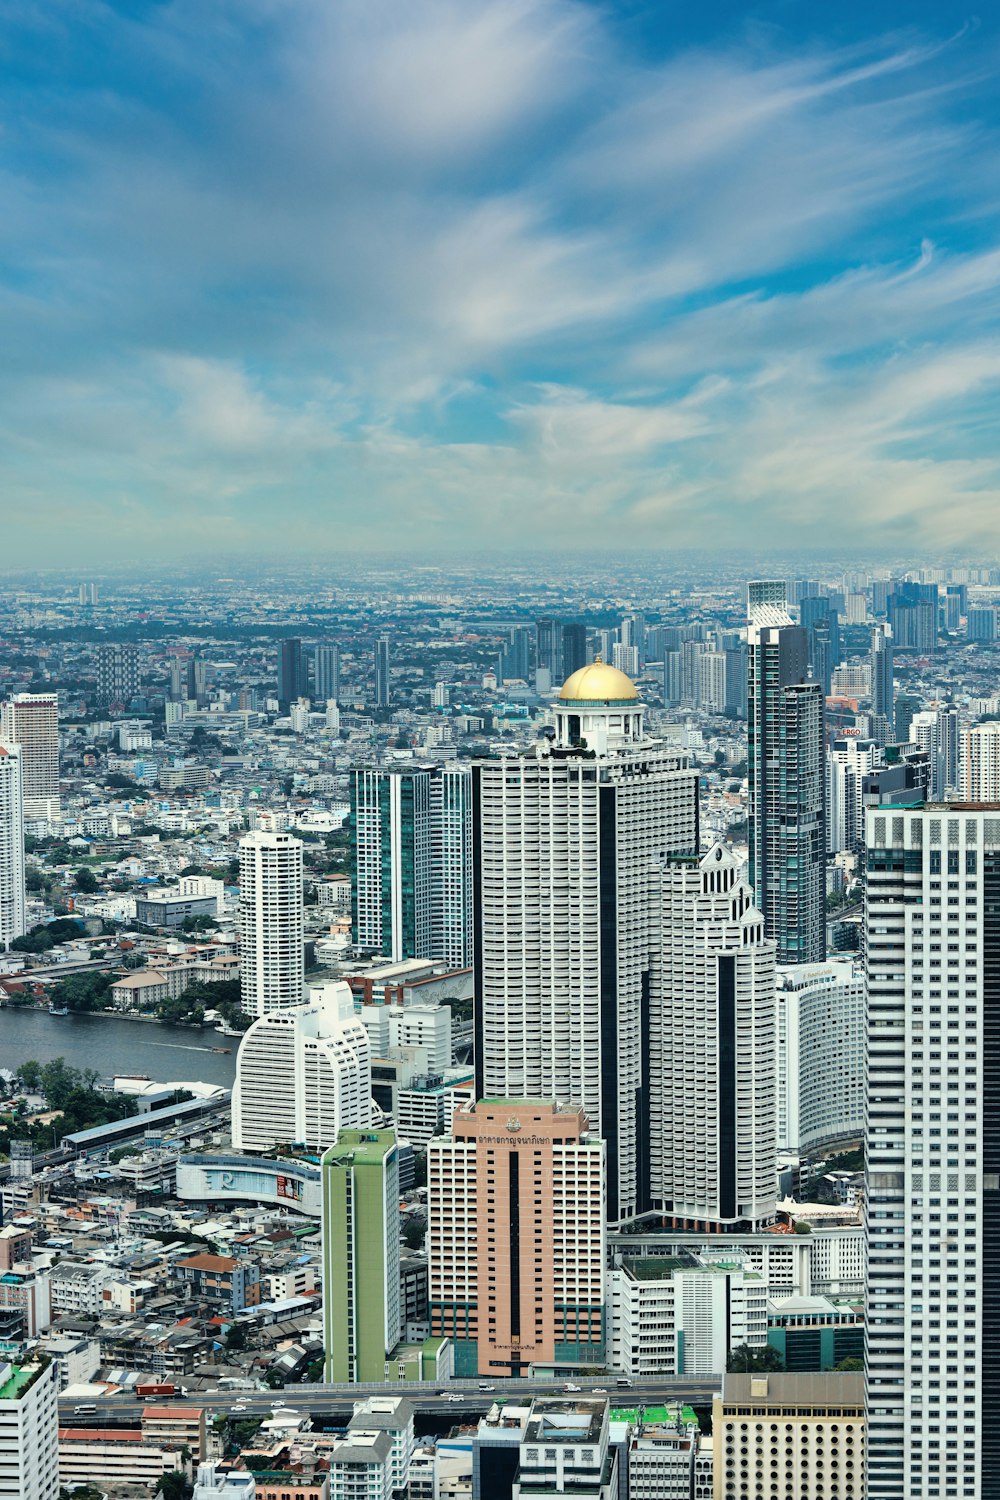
left=554, top=655, right=646, bottom=753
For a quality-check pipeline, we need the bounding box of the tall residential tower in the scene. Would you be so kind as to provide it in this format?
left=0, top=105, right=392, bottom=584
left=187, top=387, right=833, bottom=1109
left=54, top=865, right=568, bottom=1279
left=473, top=660, right=699, bottom=1224
left=864, top=804, right=1000, bottom=1498
left=747, top=598, right=825, bottom=963
left=238, top=830, right=305, bottom=1017
left=0, top=745, right=27, bottom=951
left=0, top=695, right=59, bottom=822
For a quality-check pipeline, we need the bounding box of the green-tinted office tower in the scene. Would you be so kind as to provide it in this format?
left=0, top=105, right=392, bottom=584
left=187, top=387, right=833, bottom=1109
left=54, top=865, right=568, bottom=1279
left=351, top=764, right=472, bottom=966
left=322, top=1129, right=401, bottom=1383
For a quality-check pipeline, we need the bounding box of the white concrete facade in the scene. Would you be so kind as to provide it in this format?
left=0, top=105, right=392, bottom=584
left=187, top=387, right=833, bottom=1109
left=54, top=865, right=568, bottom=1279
left=473, top=668, right=698, bottom=1225
left=0, top=1360, right=59, bottom=1500
left=0, top=695, right=59, bottom=821
left=864, top=805, right=999, bottom=1498
left=648, top=844, right=777, bottom=1229
left=233, top=981, right=371, bottom=1153
left=0, top=744, right=26, bottom=951
left=238, top=829, right=304, bottom=1017
left=776, top=958, right=865, bottom=1153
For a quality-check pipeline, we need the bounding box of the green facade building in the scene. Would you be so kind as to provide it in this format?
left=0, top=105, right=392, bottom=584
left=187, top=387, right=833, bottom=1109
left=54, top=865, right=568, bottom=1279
left=322, top=1129, right=401, bottom=1383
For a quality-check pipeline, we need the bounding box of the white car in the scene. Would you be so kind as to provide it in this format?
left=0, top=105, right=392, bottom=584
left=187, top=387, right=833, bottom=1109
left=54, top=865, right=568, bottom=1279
left=592, top=1388, right=608, bottom=1394
left=564, top=1383, right=582, bottom=1392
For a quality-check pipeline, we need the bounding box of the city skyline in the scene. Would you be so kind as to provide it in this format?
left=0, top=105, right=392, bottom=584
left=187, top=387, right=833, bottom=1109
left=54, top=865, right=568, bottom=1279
left=2, top=2, right=1000, bottom=563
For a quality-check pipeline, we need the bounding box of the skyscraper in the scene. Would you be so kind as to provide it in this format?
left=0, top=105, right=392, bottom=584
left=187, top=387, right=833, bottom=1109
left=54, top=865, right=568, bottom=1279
left=277, top=637, right=304, bottom=708
left=800, top=595, right=841, bottom=696
left=238, top=830, right=304, bottom=1017
left=351, top=764, right=472, bottom=967
left=374, top=635, right=391, bottom=707
left=561, top=622, right=588, bottom=678
left=352, top=767, right=431, bottom=962
left=322, top=1128, right=401, bottom=1383
left=95, top=642, right=139, bottom=708
left=910, top=707, right=960, bottom=800
left=428, top=1100, right=606, bottom=1378
left=232, top=982, right=372, bottom=1153
left=870, top=622, right=894, bottom=737
left=864, top=804, right=1000, bottom=1498
left=473, top=659, right=699, bottom=1224
left=314, top=643, right=341, bottom=704
left=0, top=695, right=59, bottom=821
left=500, top=626, right=532, bottom=684
left=747, top=579, right=788, bottom=614
left=0, top=745, right=26, bottom=951
left=0, top=1358, right=59, bottom=1500
left=961, top=721, right=1000, bottom=800
left=429, top=765, right=473, bottom=969
left=775, top=957, right=865, bottom=1154
left=827, top=737, right=884, bottom=855
left=535, top=617, right=562, bottom=682
left=747, top=609, right=826, bottom=963
left=647, top=843, right=777, bottom=1230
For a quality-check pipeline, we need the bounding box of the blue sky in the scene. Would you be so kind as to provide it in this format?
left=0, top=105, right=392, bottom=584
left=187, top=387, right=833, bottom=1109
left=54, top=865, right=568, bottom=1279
left=1, top=0, right=999, bottom=563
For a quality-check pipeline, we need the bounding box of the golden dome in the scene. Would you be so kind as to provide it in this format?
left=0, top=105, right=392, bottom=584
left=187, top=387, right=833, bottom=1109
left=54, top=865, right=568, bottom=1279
left=559, top=656, right=639, bottom=702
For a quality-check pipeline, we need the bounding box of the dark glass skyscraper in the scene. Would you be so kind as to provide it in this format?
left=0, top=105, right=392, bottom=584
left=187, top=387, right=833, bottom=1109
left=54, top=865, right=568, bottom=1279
left=747, top=612, right=826, bottom=964
left=374, top=635, right=391, bottom=707
left=561, top=622, right=588, bottom=678
left=535, top=617, right=561, bottom=682
left=870, top=623, right=893, bottom=735
left=277, top=637, right=304, bottom=708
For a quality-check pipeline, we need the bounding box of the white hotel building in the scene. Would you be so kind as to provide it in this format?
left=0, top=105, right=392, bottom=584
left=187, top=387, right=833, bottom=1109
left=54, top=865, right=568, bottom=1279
left=864, top=804, right=999, bottom=1499
left=472, top=660, right=699, bottom=1224
left=232, top=981, right=371, bottom=1153
left=648, top=842, right=776, bottom=1230
left=238, top=829, right=304, bottom=1017
left=0, top=743, right=26, bottom=951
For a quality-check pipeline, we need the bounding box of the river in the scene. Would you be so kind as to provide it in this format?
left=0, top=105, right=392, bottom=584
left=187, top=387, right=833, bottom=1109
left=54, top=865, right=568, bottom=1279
left=0, top=1007, right=239, bottom=1091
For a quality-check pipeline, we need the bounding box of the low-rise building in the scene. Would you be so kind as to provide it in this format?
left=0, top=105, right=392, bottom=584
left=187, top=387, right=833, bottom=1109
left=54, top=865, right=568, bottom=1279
left=175, top=1253, right=261, bottom=1312
left=609, top=1256, right=766, bottom=1379
left=327, top=1430, right=394, bottom=1500
left=515, top=1398, right=617, bottom=1499
left=57, top=1426, right=188, bottom=1490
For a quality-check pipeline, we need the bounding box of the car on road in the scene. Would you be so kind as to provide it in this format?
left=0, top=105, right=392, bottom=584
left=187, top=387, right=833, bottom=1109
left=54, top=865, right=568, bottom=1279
left=563, top=1383, right=582, bottom=1392
left=478, top=1384, right=496, bottom=1392
left=593, top=1388, right=608, bottom=1394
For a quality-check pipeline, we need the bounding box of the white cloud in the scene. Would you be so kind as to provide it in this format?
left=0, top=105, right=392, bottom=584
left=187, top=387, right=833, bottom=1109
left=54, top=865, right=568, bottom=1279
left=0, top=0, right=999, bottom=559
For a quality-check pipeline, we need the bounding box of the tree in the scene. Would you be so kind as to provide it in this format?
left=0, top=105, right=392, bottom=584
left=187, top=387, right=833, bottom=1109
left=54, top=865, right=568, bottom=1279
left=48, top=971, right=112, bottom=1013
left=74, top=867, right=99, bottom=893
left=157, top=1473, right=191, bottom=1500
left=404, top=1219, right=425, bottom=1250
left=834, top=1355, right=864, bottom=1371
left=727, top=1344, right=784, bottom=1374
left=15, top=1061, right=42, bottom=1093
left=224, top=1322, right=248, bottom=1351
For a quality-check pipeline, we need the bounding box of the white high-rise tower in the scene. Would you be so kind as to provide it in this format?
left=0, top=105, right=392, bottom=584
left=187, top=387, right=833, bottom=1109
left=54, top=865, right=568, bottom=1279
left=238, top=830, right=304, bottom=1017
left=473, top=658, right=699, bottom=1225
left=0, top=744, right=27, bottom=950
left=232, top=981, right=371, bottom=1153
left=0, top=695, right=59, bottom=822
left=648, top=842, right=777, bottom=1230
left=864, top=803, right=1000, bottom=1498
